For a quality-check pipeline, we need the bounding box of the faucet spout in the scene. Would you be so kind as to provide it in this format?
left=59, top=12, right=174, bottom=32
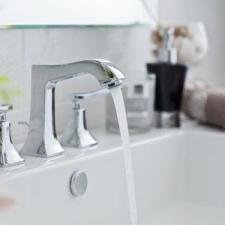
left=21, top=59, right=124, bottom=157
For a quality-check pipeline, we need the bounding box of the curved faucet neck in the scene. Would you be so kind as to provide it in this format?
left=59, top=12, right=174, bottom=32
left=21, top=59, right=124, bottom=157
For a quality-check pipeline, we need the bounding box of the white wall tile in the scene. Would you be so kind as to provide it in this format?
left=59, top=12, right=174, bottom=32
left=0, top=25, right=153, bottom=143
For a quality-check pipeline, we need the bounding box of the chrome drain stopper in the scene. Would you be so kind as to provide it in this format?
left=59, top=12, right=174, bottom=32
left=70, top=170, right=88, bottom=197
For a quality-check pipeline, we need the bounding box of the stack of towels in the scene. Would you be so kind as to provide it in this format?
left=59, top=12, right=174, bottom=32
left=183, top=81, right=225, bottom=129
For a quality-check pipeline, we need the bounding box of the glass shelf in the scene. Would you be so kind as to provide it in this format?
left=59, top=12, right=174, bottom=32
left=0, top=0, right=155, bottom=29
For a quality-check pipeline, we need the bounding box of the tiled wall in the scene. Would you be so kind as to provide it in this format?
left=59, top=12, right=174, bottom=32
left=0, top=26, right=152, bottom=143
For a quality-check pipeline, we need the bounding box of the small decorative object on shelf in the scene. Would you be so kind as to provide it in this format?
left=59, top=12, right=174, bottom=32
left=151, top=22, right=208, bottom=65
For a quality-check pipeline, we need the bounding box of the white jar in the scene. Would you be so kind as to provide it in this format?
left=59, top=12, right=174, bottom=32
left=106, top=76, right=155, bottom=134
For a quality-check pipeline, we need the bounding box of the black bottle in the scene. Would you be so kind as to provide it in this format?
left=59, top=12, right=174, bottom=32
left=147, top=28, right=187, bottom=128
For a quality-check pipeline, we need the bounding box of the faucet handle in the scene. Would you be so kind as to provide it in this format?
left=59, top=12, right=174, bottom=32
left=0, top=104, right=25, bottom=168
left=61, top=91, right=101, bottom=149
left=62, top=89, right=110, bottom=149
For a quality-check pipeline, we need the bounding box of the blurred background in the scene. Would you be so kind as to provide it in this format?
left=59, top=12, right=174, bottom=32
left=0, top=0, right=223, bottom=142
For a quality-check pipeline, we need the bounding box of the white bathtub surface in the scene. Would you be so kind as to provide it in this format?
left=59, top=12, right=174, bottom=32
left=1, top=121, right=225, bottom=225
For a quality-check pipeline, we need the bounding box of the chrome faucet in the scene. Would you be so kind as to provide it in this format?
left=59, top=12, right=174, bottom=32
left=21, top=59, right=124, bottom=158
left=0, top=104, right=25, bottom=167
left=61, top=88, right=110, bottom=149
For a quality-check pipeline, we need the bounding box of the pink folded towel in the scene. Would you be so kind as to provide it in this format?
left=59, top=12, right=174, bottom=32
left=183, top=83, right=225, bottom=129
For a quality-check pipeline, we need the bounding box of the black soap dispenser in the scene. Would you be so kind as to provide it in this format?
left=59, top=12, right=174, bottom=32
left=147, top=28, right=187, bottom=128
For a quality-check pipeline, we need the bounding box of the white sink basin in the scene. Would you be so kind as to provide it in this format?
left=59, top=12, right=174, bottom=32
left=133, top=126, right=225, bottom=225
left=1, top=122, right=225, bottom=225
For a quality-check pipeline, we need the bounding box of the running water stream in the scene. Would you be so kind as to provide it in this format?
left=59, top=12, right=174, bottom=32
left=110, top=86, right=138, bottom=225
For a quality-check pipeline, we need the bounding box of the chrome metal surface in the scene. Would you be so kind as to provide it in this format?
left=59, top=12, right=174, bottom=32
left=155, top=111, right=180, bottom=128
left=0, top=104, right=25, bottom=167
left=61, top=99, right=98, bottom=149
left=70, top=88, right=109, bottom=100
left=21, top=59, right=124, bottom=158
left=70, top=170, right=88, bottom=197
left=62, top=88, right=112, bottom=149
left=158, top=28, right=177, bottom=64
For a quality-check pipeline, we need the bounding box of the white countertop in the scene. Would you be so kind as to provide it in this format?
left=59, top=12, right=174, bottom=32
left=1, top=120, right=224, bottom=179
